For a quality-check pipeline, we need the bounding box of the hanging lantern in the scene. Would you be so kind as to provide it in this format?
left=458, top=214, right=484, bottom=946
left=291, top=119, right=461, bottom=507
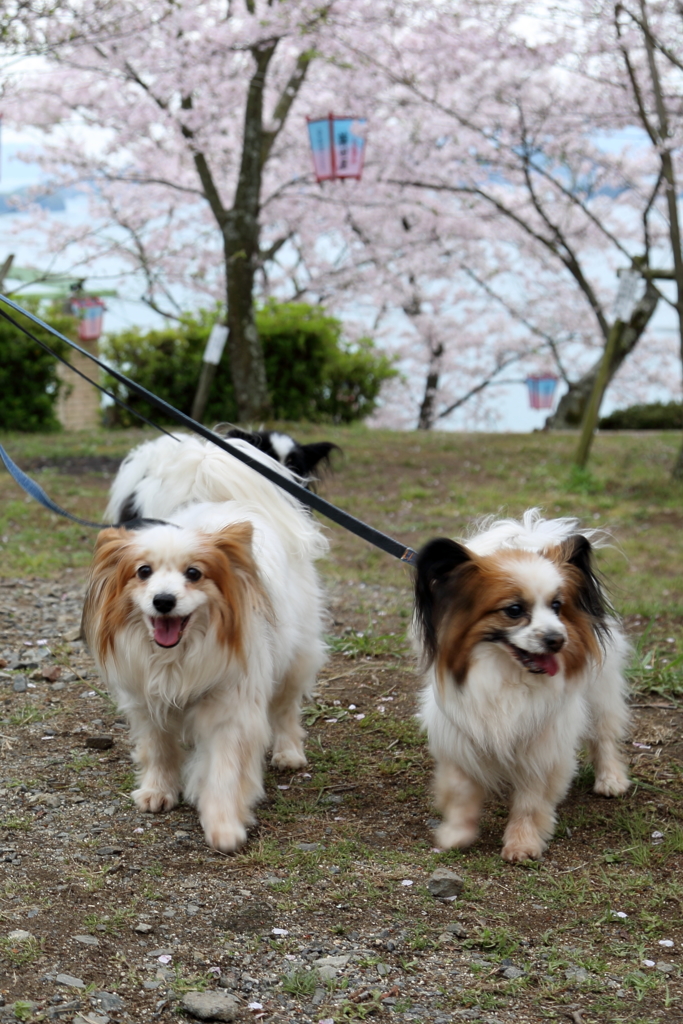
left=70, top=295, right=106, bottom=342
left=526, top=374, right=559, bottom=410
left=306, top=113, right=367, bottom=182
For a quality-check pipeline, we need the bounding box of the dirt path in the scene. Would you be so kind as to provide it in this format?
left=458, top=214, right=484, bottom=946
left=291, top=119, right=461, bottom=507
left=0, top=569, right=680, bottom=1024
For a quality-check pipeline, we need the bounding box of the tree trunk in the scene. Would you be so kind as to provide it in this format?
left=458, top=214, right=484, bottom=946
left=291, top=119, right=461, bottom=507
left=546, top=278, right=659, bottom=429
left=417, top=342, right=443, bottom=430
left=222, top=42, right=275, bottom=423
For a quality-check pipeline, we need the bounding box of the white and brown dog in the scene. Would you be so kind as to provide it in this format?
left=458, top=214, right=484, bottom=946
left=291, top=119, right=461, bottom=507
left=82, top=434, right=328, bottom=852
left=413, top=511, right=630, bottom=862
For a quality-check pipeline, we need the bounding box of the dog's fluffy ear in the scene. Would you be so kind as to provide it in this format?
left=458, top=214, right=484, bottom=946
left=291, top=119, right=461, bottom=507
left=414, top=538, right=473, bottom=665
left=559, top=534, right=611, bottom=640
left=213, top=521, right=254, bottom=556
left=82, top=527, right=137, bottom=657
left=208, top=522, right=273, bottom=658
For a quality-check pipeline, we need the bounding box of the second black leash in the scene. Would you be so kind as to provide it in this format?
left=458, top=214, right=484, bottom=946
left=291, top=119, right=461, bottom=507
left=0, top=295, right=418, bottom=567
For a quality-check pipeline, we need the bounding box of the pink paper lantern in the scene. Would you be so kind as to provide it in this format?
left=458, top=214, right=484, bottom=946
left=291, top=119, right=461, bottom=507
left=307, top=113, right=367, bottom=182
left=70, top=295, right=106, bottom=341
left=526, top=375, right=559, bottom=410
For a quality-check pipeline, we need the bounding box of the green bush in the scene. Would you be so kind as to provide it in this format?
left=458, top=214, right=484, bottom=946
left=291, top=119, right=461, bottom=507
left=599, top=401, right=683, bottom=430
left=0, top=298, right=69, bottom=432
left=101, top=301, right=395, bottom=427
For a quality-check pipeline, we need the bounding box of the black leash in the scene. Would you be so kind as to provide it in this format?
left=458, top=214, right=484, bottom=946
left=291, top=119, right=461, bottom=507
left=0, top=294, right=418, bottom=567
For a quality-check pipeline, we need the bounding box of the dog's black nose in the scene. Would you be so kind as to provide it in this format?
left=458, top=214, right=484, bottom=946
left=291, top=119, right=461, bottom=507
left=543, top=631, right=565, bottom=653
left=153, top=593, right=177, bottom=614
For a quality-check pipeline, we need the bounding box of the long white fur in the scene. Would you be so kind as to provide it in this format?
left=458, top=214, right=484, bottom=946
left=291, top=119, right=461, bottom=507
left=89, top=434, right=328, bottom=851
left=419, top=510, right=630, bottom=862
left=106, top=433, right=328, bottom=562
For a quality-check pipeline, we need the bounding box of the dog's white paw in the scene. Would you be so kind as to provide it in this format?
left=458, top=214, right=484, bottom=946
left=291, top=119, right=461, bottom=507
left=501, top=818, right=547, bottom=862
left=202, top=816, right=247, bottom=853
left=133, top=786, right=179, bottom=814
left=501, top=837, right=545, bottom=862
left=271, top=746, right=307, bottom=771
left=435, top=821, right=478, bottom=850
left=594, top=766, right=630, bottom=797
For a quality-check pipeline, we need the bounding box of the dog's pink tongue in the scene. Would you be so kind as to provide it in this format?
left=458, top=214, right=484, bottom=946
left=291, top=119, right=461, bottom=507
left=153, top=616, right=183, bottom=647
left=535, top=653, right=559, bottom=676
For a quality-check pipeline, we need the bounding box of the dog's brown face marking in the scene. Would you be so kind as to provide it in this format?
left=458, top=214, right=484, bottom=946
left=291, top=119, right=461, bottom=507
left=415, top=535, right=609, bottom=689
left=82, top=522, right=268, bottom=666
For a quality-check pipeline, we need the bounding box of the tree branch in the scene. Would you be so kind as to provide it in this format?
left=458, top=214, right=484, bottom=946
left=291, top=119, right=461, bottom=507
left=261, top=49, right=316, bottom=166
left=436, top=350, right=531, bottom=421
left=180, top=94, right=229, bottom=228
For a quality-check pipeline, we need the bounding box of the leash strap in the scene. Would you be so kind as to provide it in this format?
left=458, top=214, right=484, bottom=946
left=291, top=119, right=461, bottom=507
left=0, top=444, right=112, bottom=529
left=0, top=295, right=418, bottom=567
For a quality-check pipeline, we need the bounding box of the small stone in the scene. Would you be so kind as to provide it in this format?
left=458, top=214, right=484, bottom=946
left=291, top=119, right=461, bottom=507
left=314, top=955, right=350, bottom=969
left=147, top=947, right=174, bottom=958
left=95, top=846, right=123, bottom=857
left=187, top=904, right=200, bottom=915
left=501, top=966, right=524, bottom=980
left=12, top=676, right=27, bottom=693
left=56, top=973, right=85, bottom=989
left=92, top=992, right=125, bottom=1012
left=427, top=868, right=465, bottom=899
left=181, top=990, right=239, bottom=1021
left=86, top=735, right=114, bottom=750
left=74, top=1015, right=109, bottom=1024
left=73, top=934, right=100, bottom=946
left=143, top=980, right=161, bottom=990
left=64, top=628, right=82, bottom=642
left=134, top=922, right=154, bottom=934
left=174, top=831, right=190, bottom=839
left=564, top=967, right=589, bottom=982
left=445, top=922, right=468, bottom=938
left=295, top=842, right=323, bottom=852
left=7, top=929, right=34, bottom=942
left=42, top=665, right=62, bottom=682
left=656, top=961, right=676, bottom=973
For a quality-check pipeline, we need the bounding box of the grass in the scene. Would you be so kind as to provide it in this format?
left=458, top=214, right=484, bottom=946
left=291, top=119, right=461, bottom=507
left=0, top=935, right=43, bottom=967
left=0, top=424, right=682, bottom=1022
left=0, top=424, right=681, bottom=615
left=282, top=968, right=318, bottom=997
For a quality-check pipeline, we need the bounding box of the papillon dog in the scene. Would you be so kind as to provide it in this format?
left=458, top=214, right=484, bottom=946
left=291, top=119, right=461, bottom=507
left=413, top=510, right=630, bottom=862
left=112, top=428, right=338, bottom=524
left=218, top=427, right=338, bottom=487
left=82, top=434, right=328, bottom=852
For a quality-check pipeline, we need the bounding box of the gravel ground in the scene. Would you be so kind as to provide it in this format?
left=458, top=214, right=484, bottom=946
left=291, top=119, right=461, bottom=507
left=0, top=570, right=681, bottom=1024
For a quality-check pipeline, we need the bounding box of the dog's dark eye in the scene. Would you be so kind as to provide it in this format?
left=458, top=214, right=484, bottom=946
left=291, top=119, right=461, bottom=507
left=504, top=603, right=524, bottom=619
left=185, top=567, right=202, bottom=582
left=137, top=564, right=153, bottom=580
left=551, top=599, right=562, bottom=614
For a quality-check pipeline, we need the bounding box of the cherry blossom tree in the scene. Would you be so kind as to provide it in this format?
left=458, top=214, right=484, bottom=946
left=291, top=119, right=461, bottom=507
left=276, top=190, right=596, bottom=430
left=7, top=0, right=683, bottom=440
left=7, top=0, right=378, bottom=421
left=342, top=0, right=682, bottom=436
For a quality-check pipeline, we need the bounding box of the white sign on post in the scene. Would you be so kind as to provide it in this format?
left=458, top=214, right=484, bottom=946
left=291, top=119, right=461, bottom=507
left=202, top=324, right=228, bottom=365
left=613, top=268, right=644, bottom=323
